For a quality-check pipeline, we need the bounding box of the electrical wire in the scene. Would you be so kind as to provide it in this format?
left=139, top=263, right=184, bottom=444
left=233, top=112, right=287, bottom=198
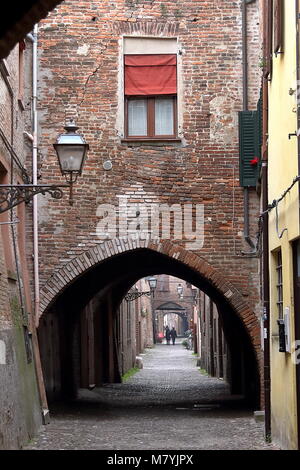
left=260, top=175, right=300, bottom=239
left=261, top=175, right=300, bottom=217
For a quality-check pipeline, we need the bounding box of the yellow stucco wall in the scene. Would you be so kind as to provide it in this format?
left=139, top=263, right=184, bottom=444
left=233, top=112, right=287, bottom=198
left=268, top=0, right=299, bottom=450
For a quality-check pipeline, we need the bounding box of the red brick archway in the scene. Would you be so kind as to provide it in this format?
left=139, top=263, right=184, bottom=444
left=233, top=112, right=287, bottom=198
left=38, top=235, right=263, bottom=407
left=39, top=235, right=260, bottom=348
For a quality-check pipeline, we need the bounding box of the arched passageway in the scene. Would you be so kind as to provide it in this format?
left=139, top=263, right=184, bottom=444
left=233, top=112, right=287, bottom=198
left=155, top=302, right=189, bottom=336
left=37, top=239, right=261, bottom=409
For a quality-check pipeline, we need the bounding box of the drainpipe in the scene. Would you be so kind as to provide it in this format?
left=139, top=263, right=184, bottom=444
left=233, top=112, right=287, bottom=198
left=30, top=24, right=39, bottom=325
left=295, top=0, right=300, bottom=450
left=259, top=0, right=271, bottom=441
left=27, top=25, right=50, bottom=424
left=242, top=0, right=256, bottom=251
left=261, top=77, right=271, bottom=441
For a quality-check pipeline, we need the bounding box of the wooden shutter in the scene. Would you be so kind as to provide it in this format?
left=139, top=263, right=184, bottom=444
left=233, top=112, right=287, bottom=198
left=257, top=89, right=263, bottom=150
left=273, top=0, right=283, bottom=54
left=239, top=110, right=260, bottom=187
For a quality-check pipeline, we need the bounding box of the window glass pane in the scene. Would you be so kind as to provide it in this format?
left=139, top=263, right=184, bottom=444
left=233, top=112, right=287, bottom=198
left=155, top=98, right=174, bottom=135
left=128, top=99, right=147, bottom=136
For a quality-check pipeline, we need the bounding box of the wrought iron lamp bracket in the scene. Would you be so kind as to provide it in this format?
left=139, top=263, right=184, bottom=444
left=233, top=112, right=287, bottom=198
left=0, top=184, right=69, bottom=214
left=125, top=291, right=151, bottom=302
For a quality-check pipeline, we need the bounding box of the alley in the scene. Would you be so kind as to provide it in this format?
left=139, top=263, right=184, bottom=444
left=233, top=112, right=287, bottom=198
left=24, top=343, right=278, bottom=451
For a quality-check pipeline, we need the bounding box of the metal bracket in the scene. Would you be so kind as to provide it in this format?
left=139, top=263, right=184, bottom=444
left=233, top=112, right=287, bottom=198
left=0, top=184, right=69, bottom=214
left=125, top=291, right=151, bottom=302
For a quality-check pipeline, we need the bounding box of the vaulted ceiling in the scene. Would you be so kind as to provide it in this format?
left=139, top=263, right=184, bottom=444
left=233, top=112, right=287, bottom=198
left=0, top=0, right=63, bottom=58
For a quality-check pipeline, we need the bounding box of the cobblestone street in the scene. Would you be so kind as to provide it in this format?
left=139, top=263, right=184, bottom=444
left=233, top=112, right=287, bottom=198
left=24, top=343, right=279, bottom=451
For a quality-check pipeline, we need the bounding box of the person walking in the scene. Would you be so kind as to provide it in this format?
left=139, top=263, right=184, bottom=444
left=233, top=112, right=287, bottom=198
left=170, top=326, right=177, bottom=345
left=165, top=325, right=171, bottom=345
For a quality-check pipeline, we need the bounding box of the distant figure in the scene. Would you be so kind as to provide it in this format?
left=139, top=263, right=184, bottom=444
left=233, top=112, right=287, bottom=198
left=165, top=325, right=171, bottom=345
left=170, top=327, right=177, bottom=345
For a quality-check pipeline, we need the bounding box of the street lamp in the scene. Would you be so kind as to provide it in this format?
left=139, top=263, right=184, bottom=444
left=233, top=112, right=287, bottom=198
left=147, top=276, right=157, bottom=294
left=125, top=276, right=157, bottom=301
left=177, top=283, right=199, bottom=304
left=177, top=283, right=184, bottom=299
left=53, top=121, right=89, bottom=205
left=0, top=121, right=89, bottom=213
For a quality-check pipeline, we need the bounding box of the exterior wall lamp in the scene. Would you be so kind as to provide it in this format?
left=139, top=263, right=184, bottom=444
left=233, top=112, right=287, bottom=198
left=177, top=283, right=184, bottom=299
left=125, top=276, right=157, bottom=302
left=177, top=283, right=198, bottom=304
left=0, top=121, right=89, bottom=213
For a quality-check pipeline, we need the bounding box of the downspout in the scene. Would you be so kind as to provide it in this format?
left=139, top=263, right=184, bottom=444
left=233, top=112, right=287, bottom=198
left=32, top=24, right=39, bottom=325
left=242, top=0, right=249, bottom=112
left=262, top=76, right=271, bottom=441
left=295, top=0, right=300, bottom=450
left=27, top=25, right=50, bottom=423
left=242, top=0, right=256, bottom=250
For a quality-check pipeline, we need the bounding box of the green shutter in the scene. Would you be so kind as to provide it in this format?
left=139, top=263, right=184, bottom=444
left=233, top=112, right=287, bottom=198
left=257, top=92, right=263, bottom=149
left=239, top=110, right=260, bottom=187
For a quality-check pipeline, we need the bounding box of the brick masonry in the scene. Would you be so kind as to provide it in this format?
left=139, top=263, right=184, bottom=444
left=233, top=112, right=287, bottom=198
left=0, top=41, right=42, bottom=449
left=37, top=0, right=262, bottom=368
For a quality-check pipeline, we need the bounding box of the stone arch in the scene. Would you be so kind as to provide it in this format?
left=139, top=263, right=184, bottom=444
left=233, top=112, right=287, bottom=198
left=156, top=302, right=186, bottom=311
left=39, top=235, right=259, bottom=344
left=155, top=302, right=189, bottom=333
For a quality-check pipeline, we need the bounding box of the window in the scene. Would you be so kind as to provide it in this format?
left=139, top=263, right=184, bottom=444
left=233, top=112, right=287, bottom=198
left=124, top=53, right=177, bottom=139
left=276, top=250, right=283, bottom=319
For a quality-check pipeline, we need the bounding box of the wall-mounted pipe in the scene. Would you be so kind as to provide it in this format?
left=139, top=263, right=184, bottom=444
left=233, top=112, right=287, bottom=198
left=27, top=24, right=50, bottom=424
left=295, top=0, right=300, bottom=451
left=242, top=0, right=257, bottom=252
left=262, top=78, right=271, bottom=442
left=27, top=25, right=40, bottom=326
left=32, top=24, right=39, bottom=325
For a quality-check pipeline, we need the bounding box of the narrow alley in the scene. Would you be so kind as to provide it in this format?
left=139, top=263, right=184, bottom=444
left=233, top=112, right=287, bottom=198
left=2, top=0, right=300, bottom=453
left=25, top=343, right=278, bottom=451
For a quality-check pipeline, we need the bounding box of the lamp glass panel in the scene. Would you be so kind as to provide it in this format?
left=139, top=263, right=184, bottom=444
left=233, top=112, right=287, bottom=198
left=148, top=277, right=157, bottom=289
left=177, top=284, right=183, bottom=294
left=56, top=145, right=85, bottom=172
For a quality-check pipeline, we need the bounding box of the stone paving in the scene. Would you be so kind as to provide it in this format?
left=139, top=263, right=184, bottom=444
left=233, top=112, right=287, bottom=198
left=24, top=342, right=279, bottom=450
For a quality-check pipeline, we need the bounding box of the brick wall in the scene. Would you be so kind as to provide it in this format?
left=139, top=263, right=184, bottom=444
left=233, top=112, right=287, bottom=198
left=37, top=0, right=261, bottom=320
left=0, top=41, right=42, bottom=449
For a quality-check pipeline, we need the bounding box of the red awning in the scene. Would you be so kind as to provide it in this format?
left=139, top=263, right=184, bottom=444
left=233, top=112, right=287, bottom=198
left=124, top=54, right=177, bottom=96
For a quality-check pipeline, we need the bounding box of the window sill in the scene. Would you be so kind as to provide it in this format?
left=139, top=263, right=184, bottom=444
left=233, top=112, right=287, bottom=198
left=121, top=137, right=182, bottom=146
